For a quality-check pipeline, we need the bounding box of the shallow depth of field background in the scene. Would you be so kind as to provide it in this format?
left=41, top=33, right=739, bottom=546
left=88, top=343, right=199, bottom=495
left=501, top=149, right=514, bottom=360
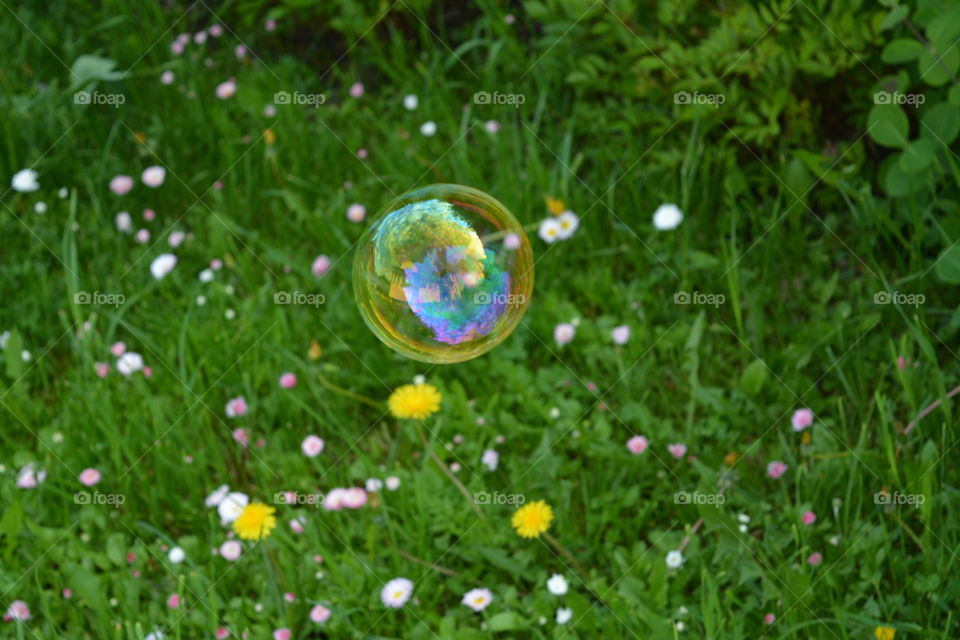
left=1, top=1, right=959, bottom=638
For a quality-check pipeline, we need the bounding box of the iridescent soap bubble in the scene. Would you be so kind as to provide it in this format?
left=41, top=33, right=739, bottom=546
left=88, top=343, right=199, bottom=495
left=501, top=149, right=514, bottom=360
left=353, top=184, right=534, bottom=363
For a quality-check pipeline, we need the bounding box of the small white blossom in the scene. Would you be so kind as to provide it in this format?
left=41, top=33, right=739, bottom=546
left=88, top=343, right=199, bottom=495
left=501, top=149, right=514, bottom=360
left=666, top=549, right=684, bottom=569
left=546, top=573, right=568, bottom=595
left=653, top=203, right=683, bottom=230
left=11, top=169, right=39, bottom=192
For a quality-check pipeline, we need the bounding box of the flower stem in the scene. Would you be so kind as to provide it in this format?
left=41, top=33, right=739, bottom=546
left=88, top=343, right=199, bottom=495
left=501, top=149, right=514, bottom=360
left=315, top=372, right=381, bottom=409
left=904, top=383, right=960, bottom=434
left=260, top=541, right=286, bottom=621
left=543, top=531, right=589, bottom=581
left=413, top=422, right=487, bottom=522
left=397, top=549, right=460, bottom=577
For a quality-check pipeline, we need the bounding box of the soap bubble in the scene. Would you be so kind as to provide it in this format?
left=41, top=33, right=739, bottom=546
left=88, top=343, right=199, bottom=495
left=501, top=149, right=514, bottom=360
left=353, top=184, right=534, bottom=363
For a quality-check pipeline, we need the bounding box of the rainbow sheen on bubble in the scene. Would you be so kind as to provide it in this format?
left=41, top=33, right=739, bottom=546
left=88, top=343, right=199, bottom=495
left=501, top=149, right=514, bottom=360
left=353, top=184, right=534, bottom=363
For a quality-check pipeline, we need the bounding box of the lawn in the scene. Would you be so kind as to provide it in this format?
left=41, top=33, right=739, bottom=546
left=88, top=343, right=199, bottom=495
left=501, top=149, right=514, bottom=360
left=0, top=1, right=958, bottom=639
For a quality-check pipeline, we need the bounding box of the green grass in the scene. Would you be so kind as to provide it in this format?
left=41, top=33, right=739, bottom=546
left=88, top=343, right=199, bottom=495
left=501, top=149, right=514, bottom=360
left=0, top=1, right=958, bottom=639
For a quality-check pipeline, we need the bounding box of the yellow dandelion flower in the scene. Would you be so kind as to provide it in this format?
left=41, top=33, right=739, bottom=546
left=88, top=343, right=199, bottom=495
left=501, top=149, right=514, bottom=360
left=801, top=430, right=811, bottom=445
left=232, top=502, right=277, bottom=541
left=388, top=383, right=442, bottom=420
left=723, top=451, right=738, bottom=466
left=545, top=196, right=565, bottom=215
left=874, top=627, right=895, bottom=640
left=512, top=500, right=554, bottom=538
left=309, top=339, right=322, bottom=360
left=264, top=128, right=276, bottom=146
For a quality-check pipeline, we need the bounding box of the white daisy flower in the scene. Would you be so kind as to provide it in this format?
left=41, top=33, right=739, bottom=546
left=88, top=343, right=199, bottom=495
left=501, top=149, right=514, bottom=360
left=481, top=448, right=499, bottom=471
left=556, top=211, right=579, bottom=239
left=556, top=607, right=573, bottom=624
left=219, top=539, right=241, bottom=561
left=150, top=253, right=178, bottom=280
left=611, top=325, right=630, bottom=345
left=653, top=203, right=683, bottom=230
left=168, top=547, right=186, bottom=564
left=380, top=577, right=413, bottom=608
left=538, top=218, right=562, bottom=243
left=115, top=211, right=133, bottom=233
left=116, top=352, right=144, bottom=376
left=141, top=166, right=166, bottom=188
left=217, top=491, right=249, bottom=522
left=11, top=168, right=39, bottom=192
left=462, top=587, right=493, bottom=612
left=403, top=94, right=418, bottom=110
left=420, top=121, right=437, bottom=136
left=547, top=573, right=568, bottom=595
left=666, top=549, right=684, bottom=569
left=205, top=484, right=230, bottom=507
